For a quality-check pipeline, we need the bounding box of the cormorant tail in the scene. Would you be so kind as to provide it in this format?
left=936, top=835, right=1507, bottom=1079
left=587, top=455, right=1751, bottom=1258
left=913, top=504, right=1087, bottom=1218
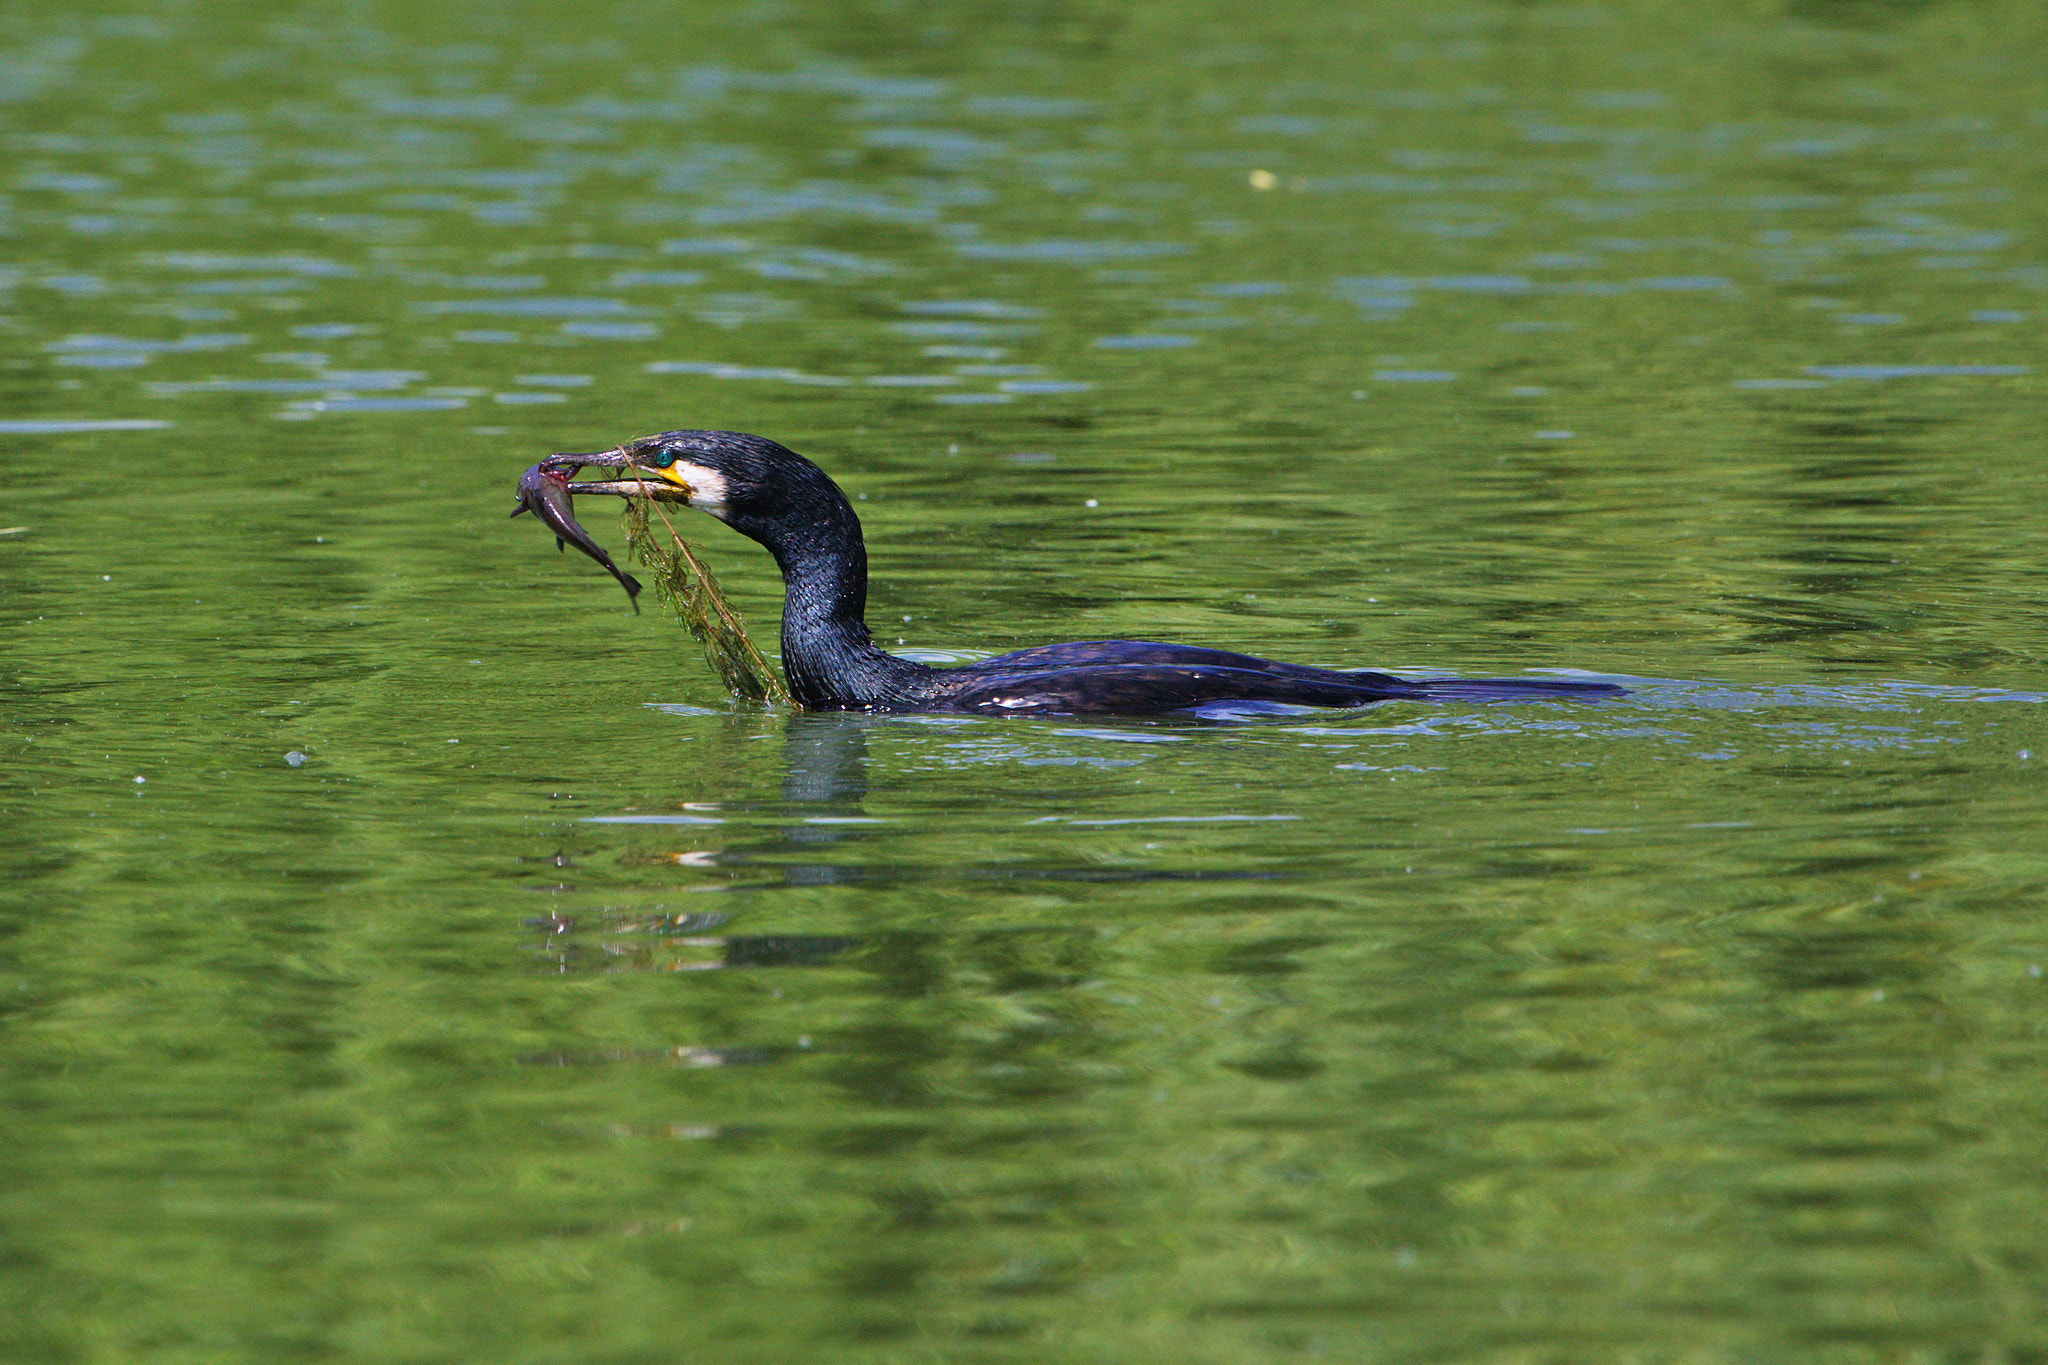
left=1395, top=677, right=1627, bottom=703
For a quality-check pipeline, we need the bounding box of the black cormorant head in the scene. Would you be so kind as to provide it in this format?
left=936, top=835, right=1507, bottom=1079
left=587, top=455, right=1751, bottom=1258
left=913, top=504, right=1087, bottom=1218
left=544, top=429, right=854, bottom=548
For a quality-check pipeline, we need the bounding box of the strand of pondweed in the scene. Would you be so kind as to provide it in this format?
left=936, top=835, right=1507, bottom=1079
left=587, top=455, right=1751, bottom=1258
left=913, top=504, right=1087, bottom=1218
left=621, top=495, right=792, bottom=706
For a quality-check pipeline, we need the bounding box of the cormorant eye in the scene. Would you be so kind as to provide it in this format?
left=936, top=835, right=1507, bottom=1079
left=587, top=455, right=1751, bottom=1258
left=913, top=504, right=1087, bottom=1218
left=647, top=452, right=676, bottom=468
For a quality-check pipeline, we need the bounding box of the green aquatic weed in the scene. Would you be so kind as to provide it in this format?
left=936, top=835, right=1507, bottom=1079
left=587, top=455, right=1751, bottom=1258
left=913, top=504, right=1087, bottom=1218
left=622, top=496, right=793, bottom=707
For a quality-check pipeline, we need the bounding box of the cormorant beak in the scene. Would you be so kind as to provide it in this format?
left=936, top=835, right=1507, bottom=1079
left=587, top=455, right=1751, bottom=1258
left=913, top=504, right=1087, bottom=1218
left=538, top=449, right=694, bottom=503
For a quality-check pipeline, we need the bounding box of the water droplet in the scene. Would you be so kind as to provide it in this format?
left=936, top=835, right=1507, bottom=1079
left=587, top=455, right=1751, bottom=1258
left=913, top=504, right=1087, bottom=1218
left=284, top=751, right=308, bottom=767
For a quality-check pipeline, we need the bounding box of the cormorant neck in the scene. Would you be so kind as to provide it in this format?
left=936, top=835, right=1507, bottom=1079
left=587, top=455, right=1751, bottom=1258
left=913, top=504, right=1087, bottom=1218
left=738, top=487, right=931, bottom=710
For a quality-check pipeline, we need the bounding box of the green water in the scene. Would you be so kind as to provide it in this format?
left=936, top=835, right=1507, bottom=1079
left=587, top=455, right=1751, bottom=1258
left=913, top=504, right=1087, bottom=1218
left=4, top=1, right=2048, bottom=1360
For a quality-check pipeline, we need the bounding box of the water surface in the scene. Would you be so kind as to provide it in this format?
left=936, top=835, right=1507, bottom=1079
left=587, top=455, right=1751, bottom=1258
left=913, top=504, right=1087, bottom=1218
left=4, top=1, right=2048, bottom=1360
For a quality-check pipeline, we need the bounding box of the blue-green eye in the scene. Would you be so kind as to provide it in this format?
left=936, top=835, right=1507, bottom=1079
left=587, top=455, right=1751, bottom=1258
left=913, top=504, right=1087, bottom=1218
left=648, top=452, right=675, bottom=468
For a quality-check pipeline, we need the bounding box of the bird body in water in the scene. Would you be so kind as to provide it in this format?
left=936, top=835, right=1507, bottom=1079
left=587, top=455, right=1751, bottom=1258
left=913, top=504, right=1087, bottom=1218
left=539, top=429, right=1624, bottom=716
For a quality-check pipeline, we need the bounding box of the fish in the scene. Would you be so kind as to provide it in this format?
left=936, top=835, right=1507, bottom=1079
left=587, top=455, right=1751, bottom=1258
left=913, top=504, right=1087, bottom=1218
left=513, top=463, right=642, bottom=610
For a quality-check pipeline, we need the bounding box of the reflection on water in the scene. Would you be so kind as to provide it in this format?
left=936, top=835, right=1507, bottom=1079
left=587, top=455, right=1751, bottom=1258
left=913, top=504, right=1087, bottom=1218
left=4, top=0, right=2048, bottom=1360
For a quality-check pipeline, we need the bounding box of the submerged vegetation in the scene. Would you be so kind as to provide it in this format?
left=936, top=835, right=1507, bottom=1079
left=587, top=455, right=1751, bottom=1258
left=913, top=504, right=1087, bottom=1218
left=621, top=496, right=792, bottom=706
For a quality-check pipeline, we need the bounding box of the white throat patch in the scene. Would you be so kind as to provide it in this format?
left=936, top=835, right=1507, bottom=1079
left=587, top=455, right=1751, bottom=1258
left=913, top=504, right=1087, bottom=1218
left=671, top=461, right=730, bottom=519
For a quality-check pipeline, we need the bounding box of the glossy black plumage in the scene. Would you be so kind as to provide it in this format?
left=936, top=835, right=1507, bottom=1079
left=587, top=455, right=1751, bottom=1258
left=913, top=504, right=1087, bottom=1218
left=549, top=430, right=1625, bottom=716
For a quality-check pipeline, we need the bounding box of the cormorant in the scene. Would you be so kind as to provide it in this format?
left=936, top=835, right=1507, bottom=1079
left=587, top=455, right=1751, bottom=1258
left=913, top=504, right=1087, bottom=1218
left=537, top=429, right=1624, bottom=715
